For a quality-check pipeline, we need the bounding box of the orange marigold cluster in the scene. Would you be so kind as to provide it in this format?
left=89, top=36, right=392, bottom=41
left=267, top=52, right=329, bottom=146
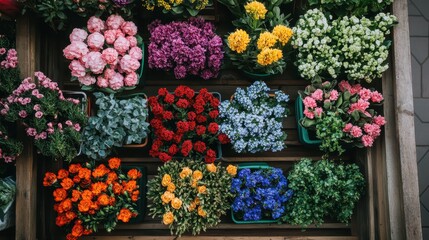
left=43, top=157, right=143, bottom=239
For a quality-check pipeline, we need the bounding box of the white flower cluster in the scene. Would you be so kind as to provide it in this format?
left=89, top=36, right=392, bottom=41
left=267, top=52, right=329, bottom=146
left=219, top=81, right=289, bottom=153
left=292, top=9, right=397, bottom=82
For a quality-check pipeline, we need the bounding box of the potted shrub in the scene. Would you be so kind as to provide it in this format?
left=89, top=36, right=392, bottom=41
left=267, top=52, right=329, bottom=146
left=291, top=9, right=397, bottom=83
left=63, top=14, right=144, bottom=93
left=147, top=159, right=237, bottom=236
left=0, top=72, right=88, bottom=162
left=219, top=81, right=289, bottom=153
left=222, top=1, right=293, bottom=79
left=147, top=17, right=223, bottom=80
left=297, top=79, right=386, bottom=155
left=43, top=157, right=144, bottom=239
left=230, top=162, right=293, bottom=223
left=283, top=158, right=365, bottom=227
left=0, top=176, right=15, bottom=231
left=81, top=92, right=150, bottom=160
left=148, top=86, right=229, bottom=163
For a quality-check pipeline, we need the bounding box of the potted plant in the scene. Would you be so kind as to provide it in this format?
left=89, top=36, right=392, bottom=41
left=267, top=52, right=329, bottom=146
left=147, top=159, right=237, bottom=236
left=230, top=162, right=293, bottom=223
left=0, top=72, right=88, bottom=162
left=63, top=14, right=144, bottom=93
left=43, top=157, right=144, bottom=239
left=147, top=17, right=224, bottom=80
left=222, top=1, right=293, bottom=79
left=219, top=81, right=289, bottom=153
left=305, top=0, right=393, bottom=16
left=283, top=158, right=365, bottom=227
left=297, top=79, right=386, bottom=155
left=0, top=176, right=15, bottom=231
left=81, top=92, right=150, bottom=160
left=148, top=86, right=229, bottom=163
left=141, top=0, right=211, bottom=16
left=0, top=36, right=20, bottom=98
left=291, top=9, right=397, bottom=83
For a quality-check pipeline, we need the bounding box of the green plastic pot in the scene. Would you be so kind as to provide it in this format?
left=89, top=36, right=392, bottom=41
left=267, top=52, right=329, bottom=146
left=295, top=96, right=322, bottom=146
left=121, top=164, right=147, bottom=223
left=241, top=70, right=275, bottom=81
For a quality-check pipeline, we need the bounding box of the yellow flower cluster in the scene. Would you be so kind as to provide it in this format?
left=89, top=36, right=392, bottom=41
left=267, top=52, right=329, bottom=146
left=244, top=1, right=268, bottom=20
left=257, top=32, right=278, bottom=50
left=163, top=211, right=174, bottom=225
left=227, top=29, right=251, bottom=54
left=272, top=25, right=294, bottom=46
left=257, top=48, right=283, bottom=66
left=226, top=165, right=237, bottom=176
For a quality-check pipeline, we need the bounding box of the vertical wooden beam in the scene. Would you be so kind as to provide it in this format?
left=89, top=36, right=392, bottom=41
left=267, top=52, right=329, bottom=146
left=15, top=14, right=38, bottom=240
left=389, top=0, right=423, bottom=239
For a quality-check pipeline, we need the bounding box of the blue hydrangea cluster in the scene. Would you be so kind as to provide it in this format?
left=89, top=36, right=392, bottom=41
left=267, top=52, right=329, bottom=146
left=219, top=81, right=289, bottom=153
left=231, top=167, right=293, bottom=221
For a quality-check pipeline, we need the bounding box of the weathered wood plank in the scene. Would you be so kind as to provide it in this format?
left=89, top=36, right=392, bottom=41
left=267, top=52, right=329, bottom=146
left=81, top=237, right=358, bottom=240
left=391, top=0, right=423, bottom=239
left=15, top=14, right=38, bottom=240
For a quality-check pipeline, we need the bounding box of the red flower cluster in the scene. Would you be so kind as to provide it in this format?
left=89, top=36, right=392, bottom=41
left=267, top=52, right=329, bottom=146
left=43, top=157, right=142, bottom=239
left=148, top=86, right=229, bottom=163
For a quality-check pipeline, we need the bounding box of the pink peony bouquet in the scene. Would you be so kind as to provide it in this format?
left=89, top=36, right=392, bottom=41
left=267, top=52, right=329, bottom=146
left=0, top=72, right=88, bottom=162
left=299, top=79, right=386, bottom=154
left=63, top=14, right=143, bottom=93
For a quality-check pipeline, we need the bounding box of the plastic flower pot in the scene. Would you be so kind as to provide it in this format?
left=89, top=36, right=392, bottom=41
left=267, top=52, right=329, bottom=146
left=63, top=90, right=90, bottom=156
left=231, top=162, right=279, bottom=224
left=295, top=96, right=322, bottom=146
left=121, top=164, right=147, bottom=223
left=241, top=70, right=276, bottom=81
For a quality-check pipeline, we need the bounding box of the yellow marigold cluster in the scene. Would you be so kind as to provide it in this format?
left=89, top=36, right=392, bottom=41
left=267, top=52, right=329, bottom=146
left=244, top=1, right=267, bottom=20
left=257, top=32, right=278, bottom=50
left=227, top=29, right=251, bottom=54
left=257, top=48, right=283, bottom=66
left=272, top=25, right=293, bottom=46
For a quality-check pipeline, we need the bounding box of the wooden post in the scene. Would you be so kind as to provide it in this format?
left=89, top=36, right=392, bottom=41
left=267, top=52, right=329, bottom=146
left=388, top=0, right=423, bottom=239
left=15, top=14, right=38, bottom=240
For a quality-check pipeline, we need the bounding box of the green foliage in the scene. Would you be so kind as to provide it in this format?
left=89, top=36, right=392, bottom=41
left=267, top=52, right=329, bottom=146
left=283, top=159, right=365, bottom=226
left=307, top=0, right=393, bottom=17
left=315, top=111, right=345, bottom=155
left=147, top=160, right=235, bottom=236
left=82, top=92, right=150, bottom=160
left=0, top=24, right=20, bottom=98
left=0, top=176, right=15, bottom=221
left=0, top=122, right=23, bottom=163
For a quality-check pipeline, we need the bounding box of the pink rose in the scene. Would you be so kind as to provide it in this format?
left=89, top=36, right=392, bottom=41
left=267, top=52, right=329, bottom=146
left=35, top=111, right=44, bottom=119
left=109, top=73, right=124, bottom=90
left=101, top=48, right=119, bottom=65
left=87, top=32, right=105, bottom=49
left=129, top=47, right=142, bottom=60
left=329, top=90, right=339, bottom=101
left=311, top=89, right=323, bottom=101
left=97, top=76, right=109, bottom=88
left=114, top=36, right=130, bottom=54
left=350, top=84, right=362, bottom=95
left=364, top=123, right=381, bottom=138
left=26, top=128, right=37, bottom=137
left=33, top=104, right=41, bottom=111
left=83, top=52, right=106, bottom=74
left=350, top=126, right=363, bottom=138
left=65, top=120, right=73, bottom=126
left=0, top=48, right=5, bottom=55
left=69, top=60, right=86, bottom=78
left=373, top=115, right=386, bottom=126
left=358, top=88, right=372, bottom=101
left=63, top=41, right=89, bottom=60
left=362, top=135, right=374, bottom=147
left=104, top=30, right=117, bottom=44
left=69, top=28, right=88, bottom=42
left=104, top=68, right=115, bottom=80
left=303, top=96, right=317, bottom=108
left=87, top=16, right=105, bottom=33
left=343, top=123, right=353, bottom=132
left=106, top=14, right=125, bottom=30
left=74, top=124, right=81, bottom=132
left=127, top=36, right=137, bottom=47
left=314, top=107, right=323, bottom=117
left=19, top=110, right=27, bottom=118
left=78, top=74, right=96, bottom=86
left=121, top=21, right=138, bottom=36
left=303, top=108, right=314, bottom=119
left=119, top=55, right=140, bottom=74
left=371, top=91, right=384, bottom=103
left=338, top=80, right=351, bottom=92
left=124, top=72, right=138, bottom=87
left=348, top=99, right=370, bottom=113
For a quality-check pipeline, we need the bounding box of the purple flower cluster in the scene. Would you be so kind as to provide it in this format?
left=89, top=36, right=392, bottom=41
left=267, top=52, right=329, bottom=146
left=148, top=18, right=224, bottom=80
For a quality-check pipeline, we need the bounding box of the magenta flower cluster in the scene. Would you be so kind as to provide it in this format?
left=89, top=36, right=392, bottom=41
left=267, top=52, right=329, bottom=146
left=63, top=14, right=142, bottom=91
left=0, top=48, right=18, bottom=69
left=148, top=17, right=224, bottom=80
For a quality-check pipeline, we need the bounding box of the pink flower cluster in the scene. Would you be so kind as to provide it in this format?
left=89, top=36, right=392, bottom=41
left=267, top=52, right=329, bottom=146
left=0, top=48, right=18, bottom=69
left=302, top=80, right=386, bottom=148
left=63, top=14, right=142, bottom=91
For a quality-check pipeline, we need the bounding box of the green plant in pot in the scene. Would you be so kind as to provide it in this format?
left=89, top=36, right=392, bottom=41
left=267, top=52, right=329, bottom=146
left=81, top=92, right=150, bottom=160
left=0, top=176, right=15, bottom=231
